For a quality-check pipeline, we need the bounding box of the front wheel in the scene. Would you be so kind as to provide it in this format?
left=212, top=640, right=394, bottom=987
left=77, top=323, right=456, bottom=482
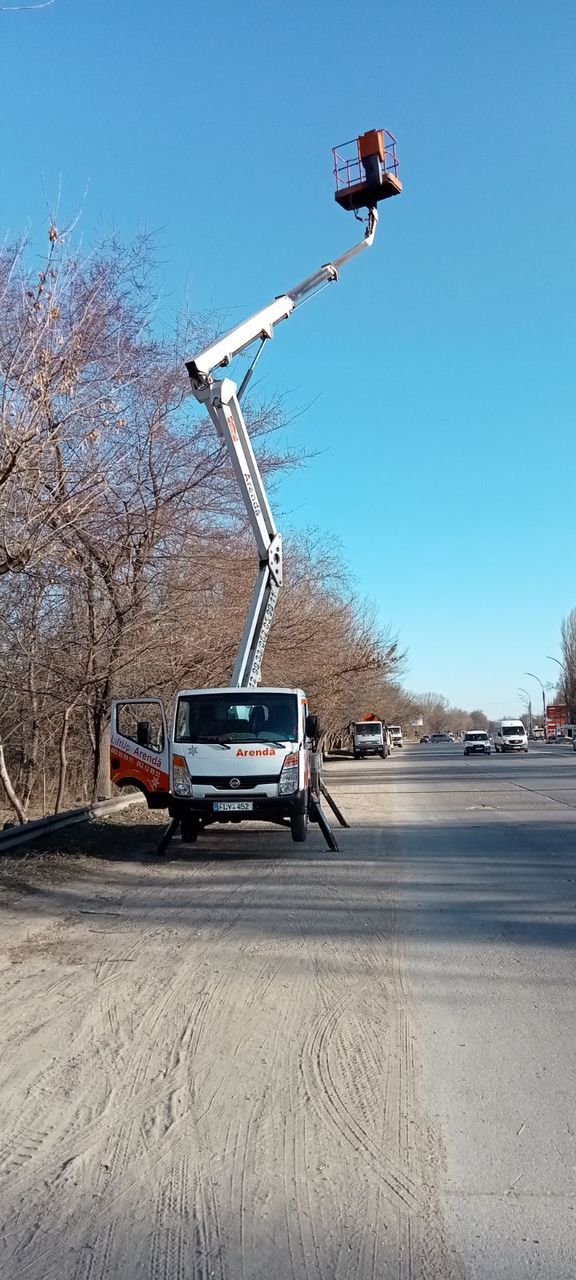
left=290, top=812, right=308, bottom=843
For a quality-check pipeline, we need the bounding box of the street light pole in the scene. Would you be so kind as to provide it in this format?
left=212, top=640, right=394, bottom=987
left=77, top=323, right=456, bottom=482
left=525, top=672, right=547, bottom=739
left=546, top=654, right=566, bottom=702
left=518, top=687, right=533, bottom=737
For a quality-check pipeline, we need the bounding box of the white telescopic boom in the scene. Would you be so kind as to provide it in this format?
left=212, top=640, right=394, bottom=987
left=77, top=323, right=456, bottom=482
left=186, top=210, right=378, bottom=688
left=186, top=210, right=377, bottom=389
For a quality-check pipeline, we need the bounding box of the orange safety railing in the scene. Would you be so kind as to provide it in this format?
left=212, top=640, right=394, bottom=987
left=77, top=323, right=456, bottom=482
left=333, top=130, right=400, bottom=193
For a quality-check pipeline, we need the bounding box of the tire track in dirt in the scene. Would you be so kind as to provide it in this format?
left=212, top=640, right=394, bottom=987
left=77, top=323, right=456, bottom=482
left=300, top=992, right=421, bottom=1215
left=2, top=857, right=283, bottom=1279
left=291, top=840, right=465, bottom=1280
left=1, top=862, right=273, bottom=1203
left=150, top=1149, right=190, bottom=1280
left=279, top=917, right=322, bottom=1280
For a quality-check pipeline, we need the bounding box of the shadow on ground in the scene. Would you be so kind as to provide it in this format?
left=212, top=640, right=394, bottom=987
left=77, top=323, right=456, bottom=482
left=2, top=806, right=576, bottom=953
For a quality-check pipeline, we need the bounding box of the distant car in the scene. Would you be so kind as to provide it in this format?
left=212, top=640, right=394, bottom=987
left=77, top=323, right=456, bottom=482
left=495, top=720, right=528, bottom=753
left=463, top=730, right=491, bottom=756
left=430, top=732, right=452, bottom=743
left=420, top=735, right=430, bottom=743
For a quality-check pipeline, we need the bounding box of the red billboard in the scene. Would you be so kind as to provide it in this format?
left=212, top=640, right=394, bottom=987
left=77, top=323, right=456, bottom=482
left=546, top=704, right=568, bottom=740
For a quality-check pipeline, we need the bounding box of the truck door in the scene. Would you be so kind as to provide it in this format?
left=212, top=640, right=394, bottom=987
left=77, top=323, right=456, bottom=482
left=110, top=699, right=170, bottom=809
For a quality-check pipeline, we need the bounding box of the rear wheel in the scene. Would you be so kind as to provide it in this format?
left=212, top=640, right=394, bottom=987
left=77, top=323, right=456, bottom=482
left=290, top=812, right=308, bottom=843
left=181, top=815, right=200, bottom=844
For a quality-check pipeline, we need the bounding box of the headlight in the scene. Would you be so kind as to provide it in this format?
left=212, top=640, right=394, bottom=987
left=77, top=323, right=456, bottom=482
left=279, top=752, right=299, bottom=795
left=172, top=754, right=192, bottom=796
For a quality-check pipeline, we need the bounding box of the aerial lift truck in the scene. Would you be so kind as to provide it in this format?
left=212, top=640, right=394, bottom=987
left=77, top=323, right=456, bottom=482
left=110, top=131, right=401, bottom=850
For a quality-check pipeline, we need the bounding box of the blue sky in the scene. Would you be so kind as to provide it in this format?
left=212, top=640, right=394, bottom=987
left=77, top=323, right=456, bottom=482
left=2, top=0, right=575, bottom=716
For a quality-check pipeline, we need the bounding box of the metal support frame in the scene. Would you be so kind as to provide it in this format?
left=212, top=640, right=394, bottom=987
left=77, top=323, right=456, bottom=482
left=194, top=375, right=282, bottom=688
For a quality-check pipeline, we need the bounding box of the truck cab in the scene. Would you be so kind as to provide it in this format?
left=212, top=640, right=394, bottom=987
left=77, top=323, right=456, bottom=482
left=110, top=687, right=317, bottom=844
left=352, top=720, right=386, bottom=759
left=388, top=725, right=403, bottom=749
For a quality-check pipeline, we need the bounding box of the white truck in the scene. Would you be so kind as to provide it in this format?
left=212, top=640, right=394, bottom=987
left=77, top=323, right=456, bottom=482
left=495, top=719, right=528, bottom=753
left=388, top=725, right=403, bottom=749
left=110, top=130, right=401, bottom=848
left=110, top=688, right=317, bottom=844
left=352, top=720, right=387, bottom=759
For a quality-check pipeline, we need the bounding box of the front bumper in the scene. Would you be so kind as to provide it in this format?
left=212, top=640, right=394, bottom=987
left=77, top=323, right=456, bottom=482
left=168, top=790, right=307, bottom=824
left=465, top=745, right=489, bottom=753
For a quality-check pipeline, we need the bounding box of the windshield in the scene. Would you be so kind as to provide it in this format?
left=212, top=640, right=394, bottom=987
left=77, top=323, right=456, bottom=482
left=389, top=726, right=401, bottom=734
left=465, top=732, right=488, bottom=741
left=502, top=725, right=524, bottom=736
left=175, top=693, right=298, bottom=744
left=355, top=723, right=381, bottom=736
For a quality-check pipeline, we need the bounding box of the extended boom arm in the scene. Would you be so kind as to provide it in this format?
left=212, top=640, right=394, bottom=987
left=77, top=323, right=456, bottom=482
left=186, top=210, right=378, bottom=688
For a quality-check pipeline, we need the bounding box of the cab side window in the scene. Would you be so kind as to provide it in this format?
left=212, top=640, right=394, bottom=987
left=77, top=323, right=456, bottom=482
left=116, top=702, right=164, bottom=753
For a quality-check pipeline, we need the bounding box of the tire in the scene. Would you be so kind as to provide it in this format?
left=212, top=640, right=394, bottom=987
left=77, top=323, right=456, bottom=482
left=379, top=748, right=385, bottom=759
left=290, top=811, right=308, bottom=843
left=353, top=750, right=359, bottom=759
left=486, top=749, right=491, bottom=755
left=181, top=815, right=200, bottom=844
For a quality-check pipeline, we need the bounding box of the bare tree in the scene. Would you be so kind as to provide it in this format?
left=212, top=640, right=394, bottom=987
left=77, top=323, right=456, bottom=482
left=560, top=608, right=576, bottom=721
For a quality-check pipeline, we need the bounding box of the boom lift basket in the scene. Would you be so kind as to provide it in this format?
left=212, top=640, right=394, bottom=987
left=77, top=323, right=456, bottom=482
left=333, top=129, right=402, bottom=212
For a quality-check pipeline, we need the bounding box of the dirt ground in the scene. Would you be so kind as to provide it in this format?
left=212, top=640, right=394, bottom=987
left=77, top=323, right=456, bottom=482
left=0, top=763, right=464, bottom=1280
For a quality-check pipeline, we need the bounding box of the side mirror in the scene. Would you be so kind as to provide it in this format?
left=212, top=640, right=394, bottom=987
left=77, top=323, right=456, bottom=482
left=306, top=713, right=320, bottom=741
left=137, top=719, right=151, bottom=748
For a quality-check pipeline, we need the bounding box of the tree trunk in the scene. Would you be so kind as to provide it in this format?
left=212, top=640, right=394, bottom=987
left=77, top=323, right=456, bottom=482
left=54, top=707, right=72, bottom=814
left=93, top=709, right=112, bottom=802
left=0, top=739, right=27, bottom=824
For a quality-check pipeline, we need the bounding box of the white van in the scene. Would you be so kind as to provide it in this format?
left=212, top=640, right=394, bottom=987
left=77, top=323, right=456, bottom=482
left=352, top=720, right=386, bottom=759
left=495, top=719, right=528, bottom=753
left=110, top=687, right=318, bottom=844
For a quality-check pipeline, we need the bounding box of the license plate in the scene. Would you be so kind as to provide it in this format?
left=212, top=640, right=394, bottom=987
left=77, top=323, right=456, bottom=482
left=213, top=801, right=253, bottom=812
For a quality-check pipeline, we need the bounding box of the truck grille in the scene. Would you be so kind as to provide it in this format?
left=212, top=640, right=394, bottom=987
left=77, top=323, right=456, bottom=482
left=192, top=774, right=279, bottom=790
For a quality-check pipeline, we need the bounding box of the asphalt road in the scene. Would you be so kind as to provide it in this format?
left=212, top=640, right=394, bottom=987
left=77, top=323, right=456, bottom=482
left=1, top=743, right=575, bottom=1279
left=378, top=739, right=576, bottom=1280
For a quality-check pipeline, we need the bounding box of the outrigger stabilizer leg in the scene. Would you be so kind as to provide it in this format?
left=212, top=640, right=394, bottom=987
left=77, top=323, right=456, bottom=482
left=156, top=816, right=180, bottom=856
left=308, top=750, right=345, bottom=851
left=309, top=792, right=340, bottom=852
left=319, top=779, right=349, bottom=828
